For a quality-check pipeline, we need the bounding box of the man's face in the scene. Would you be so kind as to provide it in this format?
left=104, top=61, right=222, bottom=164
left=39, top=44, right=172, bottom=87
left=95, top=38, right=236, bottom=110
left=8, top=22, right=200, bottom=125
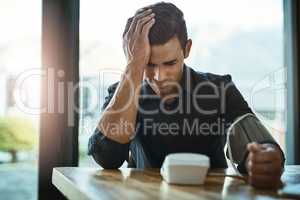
left=144, top=36, right=191, bottom=98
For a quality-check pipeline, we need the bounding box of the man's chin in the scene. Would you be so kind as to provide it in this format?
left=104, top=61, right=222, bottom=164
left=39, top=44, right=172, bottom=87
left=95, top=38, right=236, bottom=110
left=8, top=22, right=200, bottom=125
left=147, top=81, right=177, bottom=97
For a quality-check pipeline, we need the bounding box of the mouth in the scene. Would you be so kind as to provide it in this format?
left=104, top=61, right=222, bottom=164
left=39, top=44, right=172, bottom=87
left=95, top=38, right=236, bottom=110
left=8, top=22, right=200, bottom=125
left=146, top=78, right=177, bottom=95
left=156, top=80, right=174, bottom=88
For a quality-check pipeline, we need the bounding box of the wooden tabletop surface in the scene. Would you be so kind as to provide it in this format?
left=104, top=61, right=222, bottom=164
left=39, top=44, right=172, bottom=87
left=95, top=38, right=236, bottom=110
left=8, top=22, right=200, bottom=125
left=52, top=165, right=300, bottom=200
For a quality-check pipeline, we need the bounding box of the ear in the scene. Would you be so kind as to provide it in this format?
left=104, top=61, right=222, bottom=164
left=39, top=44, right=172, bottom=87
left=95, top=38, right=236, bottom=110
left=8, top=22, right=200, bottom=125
left=184, top=39, right=192, bottom=58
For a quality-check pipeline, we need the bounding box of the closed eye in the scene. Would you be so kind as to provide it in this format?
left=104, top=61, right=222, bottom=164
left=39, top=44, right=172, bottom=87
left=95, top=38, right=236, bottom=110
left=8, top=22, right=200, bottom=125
left=164, top=60, right=177, bottom=66
left=147, top=63, right=156, bottom=68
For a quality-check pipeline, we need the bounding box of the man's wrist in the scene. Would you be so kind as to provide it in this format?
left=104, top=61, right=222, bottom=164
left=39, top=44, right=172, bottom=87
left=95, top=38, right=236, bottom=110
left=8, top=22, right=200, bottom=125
left=124, top=62, right=144, bottom=81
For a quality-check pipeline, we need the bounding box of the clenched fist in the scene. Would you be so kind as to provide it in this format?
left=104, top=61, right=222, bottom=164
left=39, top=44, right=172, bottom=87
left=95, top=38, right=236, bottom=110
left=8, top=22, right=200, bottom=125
left=246, top=142, right=284, bottom=189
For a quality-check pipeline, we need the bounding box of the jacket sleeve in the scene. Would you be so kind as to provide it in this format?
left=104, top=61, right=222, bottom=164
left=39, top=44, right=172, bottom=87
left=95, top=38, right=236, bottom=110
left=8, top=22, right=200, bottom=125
left=223, top=75, right=285, bottom=174
left=87, top=82, right=130, bottom=169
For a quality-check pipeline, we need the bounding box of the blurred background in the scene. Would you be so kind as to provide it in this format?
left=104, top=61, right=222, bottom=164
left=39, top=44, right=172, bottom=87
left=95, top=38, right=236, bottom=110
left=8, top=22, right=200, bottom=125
left=0, top=0, right=285, bottom=199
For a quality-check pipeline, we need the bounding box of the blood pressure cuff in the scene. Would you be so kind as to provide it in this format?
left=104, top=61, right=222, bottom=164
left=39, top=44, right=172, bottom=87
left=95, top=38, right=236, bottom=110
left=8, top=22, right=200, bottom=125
left=226, top=114, right=285, bottom=174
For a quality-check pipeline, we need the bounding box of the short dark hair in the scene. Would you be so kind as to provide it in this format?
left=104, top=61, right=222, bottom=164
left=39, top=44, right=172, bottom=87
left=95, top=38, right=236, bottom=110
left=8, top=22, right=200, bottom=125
left=123, top=2, right=188, bottom=49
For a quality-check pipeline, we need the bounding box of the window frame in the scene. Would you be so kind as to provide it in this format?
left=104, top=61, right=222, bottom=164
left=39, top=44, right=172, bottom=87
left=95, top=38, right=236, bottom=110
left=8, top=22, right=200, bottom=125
left=39, top=0, right=80, bottom=199
left=284, top=0, right=300, bottom=164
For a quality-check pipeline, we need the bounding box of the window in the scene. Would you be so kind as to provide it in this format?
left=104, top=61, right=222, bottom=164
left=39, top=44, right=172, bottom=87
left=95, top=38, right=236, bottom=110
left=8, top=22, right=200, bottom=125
left=79, top=0, right=285, bottom=166
left=0, top=0, right=41, bottom=199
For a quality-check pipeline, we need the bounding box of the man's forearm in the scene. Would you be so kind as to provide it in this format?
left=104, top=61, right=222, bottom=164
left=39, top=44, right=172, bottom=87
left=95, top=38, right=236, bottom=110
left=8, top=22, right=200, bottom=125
left=99, top=8, right=155, bottom=144
left=98, top=62, right=144, bottom=144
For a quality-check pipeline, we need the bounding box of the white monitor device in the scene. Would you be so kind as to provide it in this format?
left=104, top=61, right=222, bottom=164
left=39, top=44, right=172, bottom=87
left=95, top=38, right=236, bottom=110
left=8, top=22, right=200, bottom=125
left=160, top=153, right=210, bottom=185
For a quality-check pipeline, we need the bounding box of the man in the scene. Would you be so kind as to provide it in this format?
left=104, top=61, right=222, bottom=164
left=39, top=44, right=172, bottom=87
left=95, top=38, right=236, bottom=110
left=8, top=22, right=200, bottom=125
left=88, top=2, right=285, bottom=189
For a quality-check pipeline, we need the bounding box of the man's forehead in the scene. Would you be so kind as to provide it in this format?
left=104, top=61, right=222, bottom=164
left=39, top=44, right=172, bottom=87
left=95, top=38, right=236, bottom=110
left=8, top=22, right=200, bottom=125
left=150, top=37, right=183, bottom=63
left=151, top=36, right=182, bottom=50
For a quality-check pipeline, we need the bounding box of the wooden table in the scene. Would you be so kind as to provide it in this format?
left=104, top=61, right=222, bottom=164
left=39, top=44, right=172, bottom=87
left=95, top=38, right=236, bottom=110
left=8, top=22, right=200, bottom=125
left=52, top=165, right=300, bottom=200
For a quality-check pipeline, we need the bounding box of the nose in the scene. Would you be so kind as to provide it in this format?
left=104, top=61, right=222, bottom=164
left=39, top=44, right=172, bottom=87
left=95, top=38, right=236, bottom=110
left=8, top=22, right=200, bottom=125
left=153, top=66, right=167, bottom=82
left=153, top=67, right=159, bottom=81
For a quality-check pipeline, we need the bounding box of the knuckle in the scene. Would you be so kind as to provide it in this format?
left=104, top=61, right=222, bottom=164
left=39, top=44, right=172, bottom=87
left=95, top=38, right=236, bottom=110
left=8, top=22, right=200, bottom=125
left=140, top=18, right=147, bottom=24
left=132, top=16, right=138, bottom=23
left=250, top=165, right=256, bottom=173
left=249, top=154, right=256, bottom=163
left=135, top=13, right=143, bottom=20
left=245, top=161, right=251, bottom=171
left=248, top=161, right=254, bottom=170
left=143, top=15, right=151, bottom=21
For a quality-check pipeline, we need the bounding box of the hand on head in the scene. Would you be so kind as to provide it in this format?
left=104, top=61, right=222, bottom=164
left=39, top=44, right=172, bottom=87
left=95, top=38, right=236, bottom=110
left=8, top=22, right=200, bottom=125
left=123, top=8, right=155, bottom=68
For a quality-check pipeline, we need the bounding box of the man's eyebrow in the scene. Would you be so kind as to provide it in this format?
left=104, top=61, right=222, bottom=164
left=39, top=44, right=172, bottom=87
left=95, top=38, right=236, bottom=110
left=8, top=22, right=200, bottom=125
left=148, top=59, right=178, bottom=66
